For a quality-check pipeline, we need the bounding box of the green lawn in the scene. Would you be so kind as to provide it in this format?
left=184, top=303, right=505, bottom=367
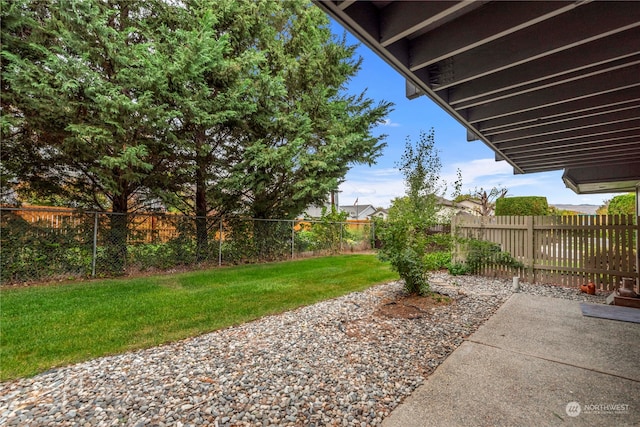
left=0, top=254, right=397, bottom=381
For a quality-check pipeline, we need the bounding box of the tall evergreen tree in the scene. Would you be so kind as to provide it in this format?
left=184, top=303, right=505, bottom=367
left=222, top=1, right=393, bottom=220
left=2, top=0, right=393, bottom=266
left=149, top=0, right=268, bottom=260
left=157, top=0, right=393, bottom=257
left=2, top=0, right=183, bottom=271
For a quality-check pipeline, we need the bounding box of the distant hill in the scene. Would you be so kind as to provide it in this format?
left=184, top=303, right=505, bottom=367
left=551, top=204, right=599, bottom=215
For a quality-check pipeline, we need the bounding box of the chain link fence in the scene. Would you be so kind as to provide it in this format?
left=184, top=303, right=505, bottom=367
left=0, top=207, right=374, bottom=284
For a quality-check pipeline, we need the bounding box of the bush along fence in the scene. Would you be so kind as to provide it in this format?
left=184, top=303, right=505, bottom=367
left=0, top=207, right=373, bottom=284
left=452, top=214, right=639, bottom=291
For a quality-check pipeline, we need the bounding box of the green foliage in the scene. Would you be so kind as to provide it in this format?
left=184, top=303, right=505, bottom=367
left=219, top=218, right=293, bottom=264
left=220, top=2, right=393, bottom=220
left=2, top=0, right=189, bottom=271
left=305, top=206, right=350, bottom=253
left=2, top=0, right=182, bottom=214
left=459, top=239, right=523, bottom=274
left=294, top=230, right=316, bottom=252
left=390, top=248, right=430, bottom=295
left=377, top=129, right=454, bottom=295
left=495, top=196, right=549, bottom=216
left=596, top=203, right=609, bottom=215
left=2, top=0, right=392, bottom=258
left=425, top=232, right=452, bottom=252
left=453, top=194, right=473, bottom=203
left=344, top=223, right=371, bottom=250
left=423, top=251, right=451, bottom=271
left=0, top=254, right=397, bottom=380
left=0, top=212, right=94, bottom=282
left=607, top=193, right=636, bottom=215
left=447, top=262, right=469, bottom=276
left=1, top=208, right=378, bottom=283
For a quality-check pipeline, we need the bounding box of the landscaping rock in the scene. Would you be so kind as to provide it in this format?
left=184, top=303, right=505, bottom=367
left=0, top=273, right=604, bottom=426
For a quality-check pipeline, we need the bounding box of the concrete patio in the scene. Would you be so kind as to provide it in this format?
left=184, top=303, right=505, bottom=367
left=383, top=293, right=640, bottom=426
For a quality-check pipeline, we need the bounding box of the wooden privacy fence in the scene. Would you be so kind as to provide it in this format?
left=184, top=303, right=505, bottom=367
left=452, top=214, right=639, bottom=291
left=3, top=207, right=373, bottom=244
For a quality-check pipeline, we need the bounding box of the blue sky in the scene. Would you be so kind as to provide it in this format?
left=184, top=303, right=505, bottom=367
left=331, top=22, right=616, bottom=209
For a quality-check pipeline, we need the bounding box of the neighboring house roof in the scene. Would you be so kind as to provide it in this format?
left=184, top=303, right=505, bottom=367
left=340, top=204, right=377, bottom=219
left=456, top=199, right=486, bottom=216
left=371, top=208, right=389, bottom=219
left=436, top=197, right=482, bottom=217
left=301, top=201, right=380, bottom=220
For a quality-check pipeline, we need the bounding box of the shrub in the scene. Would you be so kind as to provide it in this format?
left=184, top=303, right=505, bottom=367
left=460, top=238, right=523, bottom=274
left=447, top=262, right=469, bottom=276
left=423, top=250, right=451, bottom=271
left=608, top=193, right=636, bottom=215
left=1, top=212, right=94, bottom=282
left=294, top=230, right=315, bottom=252
left=495, top=196, right=549, bottom=216
left=376, top=129, right=458, bottom=295
left=306, top=207, right=350, bottom=253
left=392, top=247, right=430, bottom=295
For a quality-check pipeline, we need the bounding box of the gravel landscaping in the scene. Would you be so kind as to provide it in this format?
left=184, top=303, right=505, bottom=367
left=0, top=273, right=607, bottom=426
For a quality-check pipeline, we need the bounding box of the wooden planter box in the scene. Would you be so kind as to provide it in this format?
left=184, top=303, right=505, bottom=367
left=614, top=295, right=640, bottom=309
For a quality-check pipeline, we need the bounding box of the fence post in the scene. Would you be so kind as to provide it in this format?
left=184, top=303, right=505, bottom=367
left=91, top=212, right=98, bottom=278
left=526, top=216, right=535, bottom=283
left=451, top=215, right=458, bottom=263
left=218, top=218, right=223, bottom=266
left=291, top=220, right=295, bottom=259
left=371, top=220, right=375, bottom=250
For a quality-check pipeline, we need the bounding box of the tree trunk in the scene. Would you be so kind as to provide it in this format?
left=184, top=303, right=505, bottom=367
left=107, top=194, right=129, bottom=275
left=195, top=172, right=208, bottom=263
left=194, top=133, right=209, bottom=262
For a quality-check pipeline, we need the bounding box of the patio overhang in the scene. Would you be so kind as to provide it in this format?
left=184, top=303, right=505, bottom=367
left=563, top=162, right=640, bottom=194
left=314, top=0, right=640, bottom=195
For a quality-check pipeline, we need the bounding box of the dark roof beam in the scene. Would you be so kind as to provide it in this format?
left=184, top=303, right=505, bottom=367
left=563, top=163, right=640, bottom=194
left=379, top=1, right=475, bottom=47
left=494, top=124, right=640, bottom=150
left=519, top=153, right=639, bottom=172
left=495, top=131, right=640, bottom=153
left=489, top=108, right=640, bottom=144
left=408, top=1, right=580, bottom=71
left=517, top=156, right=640, bottom=173
left=446, top=28, right=640, bottom=106
left=448, top=47, right=640, bottom=108
left=503, top=140, right=640, bottom=159
left=417, top=1, right=640, bottom=88
left=477, top=88, right=640, bottom=133
left=482, top=103, right=640, bottom=137
left=447, top=55, right=640, bottom=109
left=330, top=1, right=381, bottom=44
left=520, top=156, right=638, bottom=172
left=466, top=64, right=640, bottom=123
left=337, top=0, right=356, bottom=11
